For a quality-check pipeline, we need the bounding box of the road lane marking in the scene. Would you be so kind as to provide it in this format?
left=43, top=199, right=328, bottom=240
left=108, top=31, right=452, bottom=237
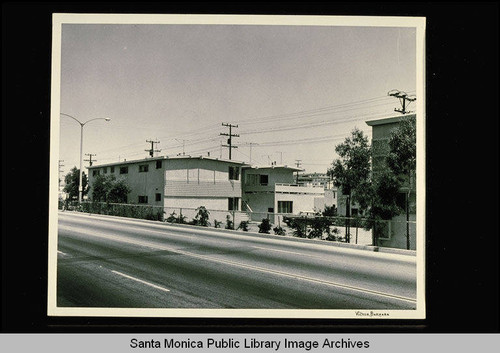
left=59, top=224, right=416, bottom=304
left=111, top=270, right=170, bottom=293
left=252, top=246, right=307, bottom=257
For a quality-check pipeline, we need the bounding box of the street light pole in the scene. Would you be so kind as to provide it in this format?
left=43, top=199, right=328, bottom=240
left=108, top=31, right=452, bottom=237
left=61, top=113, right=111, bottom=203
left=79, top=123, right=84, bottom=203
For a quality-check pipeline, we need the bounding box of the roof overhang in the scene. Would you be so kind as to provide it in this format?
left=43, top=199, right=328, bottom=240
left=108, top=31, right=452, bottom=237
left=365, top=113, right=416, bottom=127
left=87, top=155, right=249, bottom=169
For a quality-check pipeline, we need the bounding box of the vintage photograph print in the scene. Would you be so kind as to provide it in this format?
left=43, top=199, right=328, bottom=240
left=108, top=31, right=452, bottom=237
left=48, top=14, right=426, bottom=319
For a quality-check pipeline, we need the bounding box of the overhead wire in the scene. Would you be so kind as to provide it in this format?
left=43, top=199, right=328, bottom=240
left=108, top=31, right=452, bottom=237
left=79, top=92, right=415, bottom=164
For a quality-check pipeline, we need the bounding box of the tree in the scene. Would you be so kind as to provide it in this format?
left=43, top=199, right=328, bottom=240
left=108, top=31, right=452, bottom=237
left=327, top=128, right=371, bottom=242
left=63, top=167, right=88, bottom=201
left=91, top=174, right=130, bottom=204
left=386, top=115, right=416, bottom=250
left=367, top=169, right=403, bottom=245
left=107, top=178, right=131, bottom=204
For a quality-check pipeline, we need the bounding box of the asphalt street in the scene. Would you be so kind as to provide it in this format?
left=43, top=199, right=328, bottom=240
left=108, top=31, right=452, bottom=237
left=57, top=212, right=417, bottom=310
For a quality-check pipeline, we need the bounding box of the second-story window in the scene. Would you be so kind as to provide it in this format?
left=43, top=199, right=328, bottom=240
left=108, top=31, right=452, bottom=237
left=228, top=166, right=239, bottom=180
left=110, top=166, right=115, bottom=173
left=139, top=164, right=149, bottom=173
left=156, top=160, right=162, bottom=169
left=92, top=170, right=100, bottom=177
left=138, top=195, right=148, bottom=204
left=119, top=166, right=128, bottom=174
left=259, top=174, right=269, bottom=186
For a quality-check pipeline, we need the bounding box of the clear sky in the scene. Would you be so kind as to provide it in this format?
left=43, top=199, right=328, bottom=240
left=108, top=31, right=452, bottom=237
left=57, top=20, right=417, bottom=176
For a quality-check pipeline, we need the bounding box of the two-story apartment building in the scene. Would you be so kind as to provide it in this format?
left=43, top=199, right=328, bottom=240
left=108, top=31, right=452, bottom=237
left=241, top=165, right=325, bottom=222
left=87, top=155, right=248, bottom=222
left=366, top=113, right=417, bottom=250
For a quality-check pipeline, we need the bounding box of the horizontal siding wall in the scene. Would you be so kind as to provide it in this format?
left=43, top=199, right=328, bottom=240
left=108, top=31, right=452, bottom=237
left=165, top=180, right=241, bottom=198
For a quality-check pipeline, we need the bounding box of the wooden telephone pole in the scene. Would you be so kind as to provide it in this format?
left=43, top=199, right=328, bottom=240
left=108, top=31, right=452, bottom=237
left=220, top=123, right=239, bottom=160
left=388, top=89, right=416, bottom=114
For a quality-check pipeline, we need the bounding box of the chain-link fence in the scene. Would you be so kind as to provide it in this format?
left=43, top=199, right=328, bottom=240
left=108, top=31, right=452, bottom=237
left=61, top=202, right=416, bottom=249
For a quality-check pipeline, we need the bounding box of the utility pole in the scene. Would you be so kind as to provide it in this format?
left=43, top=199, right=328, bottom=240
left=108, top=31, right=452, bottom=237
left=220, top=123, right=239, bottom=160
left=261, top=155, right=272, bottom=165
left=84, top=153, right=96, bottom=166
left=242, top=142, right=259, bottom=164
left=175, top=139, right=188, bottom=155
left=295, top=160, right=302, bottom=184
left=146, top=139, right=161, bottom=157
left=276, top=151, right=284, bottom=165
left=388, top=89, right=416, bottom=114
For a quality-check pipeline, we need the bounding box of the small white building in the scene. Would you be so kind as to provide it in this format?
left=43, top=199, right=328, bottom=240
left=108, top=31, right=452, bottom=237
left=241, top=165, right=325, bottom=223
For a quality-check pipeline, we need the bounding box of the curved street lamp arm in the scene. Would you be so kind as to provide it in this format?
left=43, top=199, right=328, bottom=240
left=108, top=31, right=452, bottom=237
left=60, top=113, right=110, bottom=126
left=60, top=112, right=83, bottom=126
left=82, top=117, right=111, bottom=126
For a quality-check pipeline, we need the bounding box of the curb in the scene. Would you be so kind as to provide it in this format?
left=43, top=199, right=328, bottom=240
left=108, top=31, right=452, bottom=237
left=59, top=210, right=416, bottom=257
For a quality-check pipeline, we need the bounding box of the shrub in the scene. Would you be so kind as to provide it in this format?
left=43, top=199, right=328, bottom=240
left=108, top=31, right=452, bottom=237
left=194, top=206, right=210, bottom=227
left=237, top=221, right=249, bottom=231
left=167, top=211, right=186, bottom=224
left=325, top=227, right=342, bottom=241
left=258, top=218, right=271, bottom=234
left=322, top=205, right=337, bottom=217
left=166, top=211, right=177, bottom=223
left=273, top=226, right=286, bottom=236
left=289, top=217, right=307, bottom=238
left=308, top=217, right=332, bottom=239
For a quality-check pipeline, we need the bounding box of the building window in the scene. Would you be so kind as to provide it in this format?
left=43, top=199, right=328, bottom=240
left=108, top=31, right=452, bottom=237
left=103, top=167, right=107, bottom=174
left=156, top=160, right=162, bottom=169
left=119, top=166, right=128, bottom=174
left=92, top=170, right=100, bottom=177
left=228, top=197, right=239, bottom=211
left=228, top=166, right=240, bottom=180
left=259, top=174, right=269, bottom=186
left=155, top=193, right=161, bottom=202
left=110, top=166, right=115, bottom=173
left=138, top=195, right=148, bottom=204
left=245, top=174, right=258, bottom=185
left=139, top=164, right=149, bottom=173
left=268, top=208, right=274, bottom=213
left=278, top=201, right=293, bottom=213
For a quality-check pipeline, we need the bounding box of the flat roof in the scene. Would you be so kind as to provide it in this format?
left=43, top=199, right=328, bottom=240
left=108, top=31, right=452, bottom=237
left=243, top=164, right=303, bottom=172
left=87, top=155, right=249, bottom=169
left=365, top=113, right=416, bottom=126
